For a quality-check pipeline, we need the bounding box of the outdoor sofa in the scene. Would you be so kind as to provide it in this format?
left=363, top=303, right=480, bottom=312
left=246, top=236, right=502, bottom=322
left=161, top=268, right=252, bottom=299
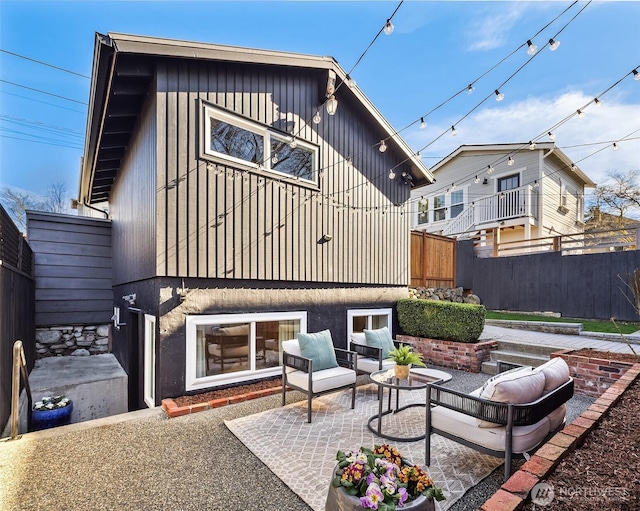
left=425, top=358, right=574, bottom=480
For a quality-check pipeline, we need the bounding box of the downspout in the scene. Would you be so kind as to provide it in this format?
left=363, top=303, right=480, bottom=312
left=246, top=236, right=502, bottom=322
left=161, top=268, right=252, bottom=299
left=82, top=200, right=109, bottom=219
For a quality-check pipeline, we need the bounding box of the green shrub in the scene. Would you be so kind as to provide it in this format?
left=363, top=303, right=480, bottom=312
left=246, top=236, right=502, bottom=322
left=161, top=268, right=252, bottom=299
left=397, top=299, right=486, bottom=343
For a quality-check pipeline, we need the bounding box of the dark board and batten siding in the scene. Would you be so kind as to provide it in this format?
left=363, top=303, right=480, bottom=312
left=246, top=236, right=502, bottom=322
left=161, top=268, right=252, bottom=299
left=26, top=211, right=113, bottom=326
left=152, top=59, right=413, bottom=286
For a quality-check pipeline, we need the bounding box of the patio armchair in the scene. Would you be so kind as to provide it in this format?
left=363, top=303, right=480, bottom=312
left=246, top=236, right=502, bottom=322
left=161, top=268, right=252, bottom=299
left=349, top=328, right=414, bottom=374
left=282, top=330, right=357, bottom=423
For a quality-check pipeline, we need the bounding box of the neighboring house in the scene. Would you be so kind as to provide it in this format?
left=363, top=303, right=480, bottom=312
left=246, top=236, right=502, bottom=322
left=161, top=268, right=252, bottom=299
left=411, top=143, right=596, bottom=256
left=77, top=33, right=433, bottom=407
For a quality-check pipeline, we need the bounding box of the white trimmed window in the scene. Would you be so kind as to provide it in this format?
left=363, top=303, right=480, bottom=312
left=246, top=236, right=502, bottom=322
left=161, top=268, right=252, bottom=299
left=450, top=189, right=464, bottom=218
left=203, top=103, right=319, bottom=184
left=185, top=311, right=307, bottom=391
left=433, top=194, right=446, bottom=221
left=347, top=308, right=393, bottom=339
left=418, top=198, right=429, bottom=224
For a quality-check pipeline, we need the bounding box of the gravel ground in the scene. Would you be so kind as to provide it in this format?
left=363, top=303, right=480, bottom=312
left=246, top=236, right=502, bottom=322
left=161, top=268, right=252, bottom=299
left=0, top=368, right=594, bottom=511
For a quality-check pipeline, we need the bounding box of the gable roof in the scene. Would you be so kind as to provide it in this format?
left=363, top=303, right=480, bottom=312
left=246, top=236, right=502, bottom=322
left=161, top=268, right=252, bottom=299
left=80, top=32, right=433, bottom=204
left=426, top=143, right=596, bottom=188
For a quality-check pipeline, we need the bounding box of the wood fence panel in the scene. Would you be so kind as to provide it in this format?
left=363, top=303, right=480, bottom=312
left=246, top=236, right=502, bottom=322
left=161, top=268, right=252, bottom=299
left=410, top=231, right=456, bottom=288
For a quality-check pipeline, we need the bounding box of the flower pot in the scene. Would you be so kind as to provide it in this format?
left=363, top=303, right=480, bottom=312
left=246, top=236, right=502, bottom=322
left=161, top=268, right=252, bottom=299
left=325, top=482, right=434, bottom=511
left=31, top=401, right=73, bottom=431
left=395, top=364, right=411, bottom=380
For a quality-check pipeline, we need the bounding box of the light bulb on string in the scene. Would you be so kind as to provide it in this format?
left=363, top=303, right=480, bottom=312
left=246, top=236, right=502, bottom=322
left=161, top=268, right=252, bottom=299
left=289, top=137, right=297, bottom=149
left=312, top=110, right=321, bottom=124
left=450, top=183, right=456, bottom=191
left=529, top=141, right=536, bottom=150
left=533, top=180, right=539, bottom=188
left=495, top=89, right=504, bottom=102
left=388, top=169, right=396, bottom=179
left=474, top=175, right=480, bottom=184
left=526, top=40, right=537, bottom=56
left=594, top=98, right=603, bottom=107
left=570, top=164, right=577, bottom=172
left=420, top=117, right=427, bottom=129
left=466, top=84, right=474, bottom=94
left=379, top=139, right=387, bottom=153
left=508, top=156, right=514, bottom=166
left=383, top=19, right=394, bottom=35
left=577, top=109, right=585, bottom=118
left=613, top=142, right=619, bottom=151
left=549, top=38, right=560, bottom=51
left=326, top=95, right=338, bottom=115
left=548, top=131, right=556, bottom=141
left=451, top=125, right=457, bottom=136
left=632, top=70, right=640, bottom=81
left=487, top=164, right=494, bottom=174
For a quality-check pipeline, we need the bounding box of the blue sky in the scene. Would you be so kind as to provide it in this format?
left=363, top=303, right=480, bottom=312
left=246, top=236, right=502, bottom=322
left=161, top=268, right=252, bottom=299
left=0, top=1, right=639, bottom=203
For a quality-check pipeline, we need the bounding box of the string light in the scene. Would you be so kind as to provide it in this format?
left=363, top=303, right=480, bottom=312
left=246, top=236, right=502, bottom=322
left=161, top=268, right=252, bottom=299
left=494, top=89, right=504, bottom=101
left=466, top=84, right=474, bottom=94
left=594, top=98, right=602, bottom=107
left=577, top=109, right=585, bottom=118
left=326, top=95, right=338, bottom=115
left=633, top=70, right=640, bottom=81
left=289, top=137, right=297, bottom=149
left=548, top=131, right=556, bottom=141
left=529, top=141, right=536, bottom=150
left=570, top=164, right=577, bottom=171
left=612, top=142, right=619, bottom=151
left=487, top=164, right=494, bottom=174
left=312, top=110, right=321, bottom=124
left=533, top=180, right=539, bottom=188
left=450, top=182, right=456, bottom=191
left=420, top=117, right=427, bottom=129
left=474, top=175, right=480, bottom=184
left=451, top=125, right=457, bottom=136
left=508, top=156, right=514, bottom=166
left=383, top=19, right=394, bottom=35
left=526, top=40, right=538, bottom=56
left=388, top=168, right=396, bottom=179
left=548, top=38, right=560, bottom=51
left=379, top=139, right=387, bottom=152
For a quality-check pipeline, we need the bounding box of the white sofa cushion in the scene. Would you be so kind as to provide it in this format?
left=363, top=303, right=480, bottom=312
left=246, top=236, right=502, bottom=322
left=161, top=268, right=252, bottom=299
left=431, top=405, right=551, bottom=454
left=286, top=366, right=356, bottom=393
left=357, top=357, right=395, bottom=373
left=350, top=333, right=366, bottom=346
left=535, top=357, right=571, bottom=393
left=547, top=404, right=567, bottom=430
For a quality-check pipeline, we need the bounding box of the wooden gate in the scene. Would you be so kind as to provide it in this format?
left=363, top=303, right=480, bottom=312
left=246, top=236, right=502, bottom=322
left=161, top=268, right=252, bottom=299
left=410, top=230, right=456, bottom=288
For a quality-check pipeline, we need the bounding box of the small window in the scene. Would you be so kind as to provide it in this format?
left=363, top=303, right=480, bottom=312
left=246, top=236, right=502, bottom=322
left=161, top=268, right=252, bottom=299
left=418, top=198, right=429, bottom=224
left=203, top=104, right=319, bottom=184
left=497, top=174, right=520, bottom=192
left=433, top=194, right=446, bottom=221
left=576, top=193, right=584, bottom=223
left=450, top=190, right=464, bottom=218
left=347, top=309, right=393, bottom=340
left=560, top=181, right=568, bottom=207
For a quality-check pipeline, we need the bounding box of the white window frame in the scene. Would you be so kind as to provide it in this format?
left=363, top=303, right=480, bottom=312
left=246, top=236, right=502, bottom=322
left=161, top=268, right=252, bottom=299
left=449, top=189, right=465, bottom=218
left=202, top=103, right=319, bottom=185
left=433, top=194, right=446, bottom=221
left=185, top=311, right=307, bottom=391
left=143, top=314, right=156, bottom=408
left=417, top=198, right=429, bottom=225
left=347, top=308, right=393, bottom=340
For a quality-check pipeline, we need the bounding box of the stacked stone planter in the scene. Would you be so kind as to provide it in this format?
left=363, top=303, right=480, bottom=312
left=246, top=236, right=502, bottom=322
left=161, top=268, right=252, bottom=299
left=35, top=325, right=110, bottom=358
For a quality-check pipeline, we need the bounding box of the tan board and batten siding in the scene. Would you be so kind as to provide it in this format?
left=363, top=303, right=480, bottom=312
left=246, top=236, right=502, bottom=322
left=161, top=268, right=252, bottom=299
left=110, top=58, right=414, bottom=287
left=26, top=211, right=113, bottom=326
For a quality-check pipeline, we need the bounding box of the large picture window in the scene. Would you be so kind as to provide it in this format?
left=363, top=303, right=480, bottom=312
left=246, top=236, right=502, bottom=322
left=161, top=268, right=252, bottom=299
left=186, top=311, right=307, bottom=391
left=203, top=104, right=318, bottom=184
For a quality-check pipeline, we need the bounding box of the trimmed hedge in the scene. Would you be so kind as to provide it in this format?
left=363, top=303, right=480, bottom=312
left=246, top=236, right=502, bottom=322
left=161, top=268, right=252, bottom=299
left=397, top=299, right=486, bottom=343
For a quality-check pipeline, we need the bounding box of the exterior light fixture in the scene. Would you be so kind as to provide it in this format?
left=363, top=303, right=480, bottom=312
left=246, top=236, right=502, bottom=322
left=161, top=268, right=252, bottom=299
left=379, top=139, right=387, bottom=152
left=313, top=110, right=321, bottom=124
left=326, top=95, right=338, bottom=115
left=420, top=117, right=427, bottom=129
left=570, top=164, right=577, bottom=171
left=548, top=38, right=560, bottom=51
left=526, top=40, right=537, bottom=56
left=383, top=19, right=394, bottom=35
left=508, top=156, right=514, bottom=166
left=495, top=89, right=504, bottom=101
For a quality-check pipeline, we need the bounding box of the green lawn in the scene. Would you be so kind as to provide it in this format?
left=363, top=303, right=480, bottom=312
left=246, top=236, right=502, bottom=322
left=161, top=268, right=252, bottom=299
left=485, top=311, right=640, bottom=335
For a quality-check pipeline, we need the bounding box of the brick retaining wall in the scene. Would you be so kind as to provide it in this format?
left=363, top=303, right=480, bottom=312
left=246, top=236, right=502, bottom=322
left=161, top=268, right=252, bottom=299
left=396, top=335, right=497, bottom=373
left=551, top=349, right=635, bottom=398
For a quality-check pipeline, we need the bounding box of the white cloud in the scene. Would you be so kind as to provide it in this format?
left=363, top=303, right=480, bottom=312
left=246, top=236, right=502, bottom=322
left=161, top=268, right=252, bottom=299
left=466, top=4, right=526, bottom=51
left=408, top=91, right=640, bottom=187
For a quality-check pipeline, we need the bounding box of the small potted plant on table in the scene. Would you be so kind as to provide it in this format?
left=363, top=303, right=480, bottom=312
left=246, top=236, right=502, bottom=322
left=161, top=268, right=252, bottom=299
left=386, top=345, right=426, bottom=380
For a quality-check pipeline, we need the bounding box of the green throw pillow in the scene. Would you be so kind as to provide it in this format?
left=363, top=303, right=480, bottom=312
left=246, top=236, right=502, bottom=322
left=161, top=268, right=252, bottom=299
left=363, top=327, right=395, bottom=359
left=297, top=330, right=339, bottom=372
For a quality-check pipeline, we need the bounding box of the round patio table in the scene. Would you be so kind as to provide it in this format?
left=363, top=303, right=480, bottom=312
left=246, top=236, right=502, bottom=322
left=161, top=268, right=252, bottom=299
left=368, top=367, right=452, bottom=442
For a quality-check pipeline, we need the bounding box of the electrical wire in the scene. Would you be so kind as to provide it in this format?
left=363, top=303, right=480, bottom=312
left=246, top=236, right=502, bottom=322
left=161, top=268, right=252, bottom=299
left=0, top=48, right=90, bottom=79
left=0, top=79, right=88, bottom=105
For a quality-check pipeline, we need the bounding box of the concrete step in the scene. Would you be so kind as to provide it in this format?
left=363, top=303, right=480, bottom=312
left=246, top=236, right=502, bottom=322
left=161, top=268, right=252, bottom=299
left=482, top=350, right=550, bottom=375
left=486, top=319, right=582, bottom=335
left=495, top=340, right=564, bottom=357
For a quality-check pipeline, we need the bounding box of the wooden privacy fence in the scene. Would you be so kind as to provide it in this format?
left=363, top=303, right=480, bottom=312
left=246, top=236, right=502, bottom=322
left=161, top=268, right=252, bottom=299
left=410, top=230, right=456, bottom=288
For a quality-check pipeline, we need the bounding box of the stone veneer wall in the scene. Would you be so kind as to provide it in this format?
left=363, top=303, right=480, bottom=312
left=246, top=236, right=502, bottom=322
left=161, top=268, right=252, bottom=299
left=35, top=325, right=110, bottom=358
left=551, top=349, right=635, bottom=398
left=397, top=335, right=497, bottom=373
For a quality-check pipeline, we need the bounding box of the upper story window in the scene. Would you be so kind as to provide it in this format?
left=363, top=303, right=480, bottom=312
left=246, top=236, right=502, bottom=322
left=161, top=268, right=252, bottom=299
left=433, top=194, right=446, bottom=221
left=203, top=103, right=319, bottom=184
left=450, top=190, right=464, bottom=218
left=497, top=174, right=520, bottom=192
left=418, top=198, right=429, bottom=224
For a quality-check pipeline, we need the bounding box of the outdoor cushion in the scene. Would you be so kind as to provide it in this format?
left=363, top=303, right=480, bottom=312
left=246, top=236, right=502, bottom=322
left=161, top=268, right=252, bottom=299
left=350, top=332, right=366, bottom=346
left=535, top=357, right=571, bottom=393
left=547, top=404, right=567, bottom=430
left=297, top=330, right=339, bottom=372
left=431, top=405, right=551, bottom=454
left=356, top=357, right=395, bottom=373
left=364, top=327, right=394, bottom=359
left=286, top=366, right=356, bottom=393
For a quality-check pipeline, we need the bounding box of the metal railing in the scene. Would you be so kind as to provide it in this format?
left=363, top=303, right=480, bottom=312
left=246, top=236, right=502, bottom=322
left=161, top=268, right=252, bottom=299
left=10, top=340, right=32, bottom=439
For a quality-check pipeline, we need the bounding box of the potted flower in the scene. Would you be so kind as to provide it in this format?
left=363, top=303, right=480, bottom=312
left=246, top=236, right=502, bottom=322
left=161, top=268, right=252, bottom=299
left=385, top=345, right=426, bottom=380
left=32, top=395, right=73, bottom=431
left=326, top=444, right=444, bottom=510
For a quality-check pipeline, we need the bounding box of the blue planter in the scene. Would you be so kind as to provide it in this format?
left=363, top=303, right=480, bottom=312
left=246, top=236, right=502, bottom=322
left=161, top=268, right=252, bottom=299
left=32, top=401, right=73, bottom=431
